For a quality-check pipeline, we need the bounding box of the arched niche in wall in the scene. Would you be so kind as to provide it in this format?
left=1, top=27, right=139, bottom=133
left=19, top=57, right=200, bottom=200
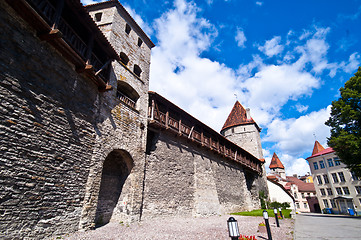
left=116, top=80, right=140, bottom=109
left=95, top=149, right=134, bottom=227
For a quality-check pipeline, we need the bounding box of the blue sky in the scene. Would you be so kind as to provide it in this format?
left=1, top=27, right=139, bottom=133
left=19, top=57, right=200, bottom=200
left=82, top=0, right=361, bottom=176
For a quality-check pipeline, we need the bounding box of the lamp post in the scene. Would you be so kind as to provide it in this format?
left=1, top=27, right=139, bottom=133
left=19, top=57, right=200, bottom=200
left=227, top=217, right=240, bottom=240
left=263, top=210, right=272, bottom=240
left=274, top=208, right=279, bottom=227
left=278, top=207, right=283, bottom=219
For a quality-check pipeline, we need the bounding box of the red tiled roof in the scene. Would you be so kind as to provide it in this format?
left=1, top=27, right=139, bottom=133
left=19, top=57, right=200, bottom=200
left=286, top=176, right=315, bottom=192
left=269, top=152, right=285, bottom=169
left=312, top=141, right=325, bottom=155
left=306, top=147, right=334, bottom=160
left=221, top=101, right=257, bottom=131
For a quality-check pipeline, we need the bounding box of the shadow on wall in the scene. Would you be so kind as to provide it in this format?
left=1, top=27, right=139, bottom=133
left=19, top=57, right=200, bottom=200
left=95, top=149, right=134, bottom=227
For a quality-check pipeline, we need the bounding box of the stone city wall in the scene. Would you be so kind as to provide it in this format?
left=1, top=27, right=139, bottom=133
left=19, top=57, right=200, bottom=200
left=142, top=130, right=262, bottom=220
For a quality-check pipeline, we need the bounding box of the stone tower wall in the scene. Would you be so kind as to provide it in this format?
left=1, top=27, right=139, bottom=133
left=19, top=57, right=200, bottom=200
left=221, top=124, right=269, bottom=201
left=0, top=2, right=149, bottom=239
left=142, top=130, right=262, bottom=219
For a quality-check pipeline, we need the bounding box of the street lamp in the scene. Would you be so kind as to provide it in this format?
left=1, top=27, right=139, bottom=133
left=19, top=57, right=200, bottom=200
left=274, top=208, right=280, bottom=227
left=227, top=217, right=240, bottom=240
left=263, top=210, right=272, bottom=240
left=278, top=207, right=283, bottom=219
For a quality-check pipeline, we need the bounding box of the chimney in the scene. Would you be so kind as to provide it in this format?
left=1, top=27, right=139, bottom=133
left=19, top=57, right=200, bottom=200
left=246, top=108, right=251, bottom=119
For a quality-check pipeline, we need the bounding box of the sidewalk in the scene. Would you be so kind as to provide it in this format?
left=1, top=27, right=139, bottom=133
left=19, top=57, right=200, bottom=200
left=294, top=212, right=361, bottom=240
left=59, top=215, right=294, bottom=240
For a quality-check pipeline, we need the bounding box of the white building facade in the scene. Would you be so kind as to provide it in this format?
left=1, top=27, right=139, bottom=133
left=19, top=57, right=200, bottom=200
left=307, top=141, right=361, bottom=214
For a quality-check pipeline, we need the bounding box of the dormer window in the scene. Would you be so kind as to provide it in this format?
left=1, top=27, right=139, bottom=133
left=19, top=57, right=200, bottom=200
left=137, top=38, right=143, bottom=47
left=116, top=81, right=140, bottom=109
left=125, top=24, right=131, bottom=34
left=133, top=64, right=142, bottom=77
left=119, top=52, right=129, bottom=65
left=95, top=12, right=102, bottom=22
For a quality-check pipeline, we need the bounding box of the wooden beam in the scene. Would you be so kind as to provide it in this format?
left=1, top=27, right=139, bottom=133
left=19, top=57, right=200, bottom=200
left=95, top=59, right=112, bottom=76
left=151, top=100, right=155, bottom=120
left=178, top=119, right=182, bottom=135
left=39, top=29, right=62, bottom=41
left=188, top=126, right=194, bottom=139
left=165, top=111, right=169, bottom=129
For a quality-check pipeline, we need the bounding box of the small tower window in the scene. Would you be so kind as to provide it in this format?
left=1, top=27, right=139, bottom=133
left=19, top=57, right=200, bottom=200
left=137, top=38, right=143, bottom=47
left=95, top=12, right=102, bottom=22
left=133, top=64, right=142, bottom=77
left=125, top=24, right=131, bottom=34
left=119, top=52, right=129, bottom=65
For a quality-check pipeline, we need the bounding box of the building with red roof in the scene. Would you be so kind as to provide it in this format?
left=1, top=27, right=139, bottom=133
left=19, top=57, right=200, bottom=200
left=306, top=141, right=361, bottom=215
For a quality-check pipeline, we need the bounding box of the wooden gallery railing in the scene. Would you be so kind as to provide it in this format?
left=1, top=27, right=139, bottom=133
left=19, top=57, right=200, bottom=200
left=6, top=0, right=117, bottom=91
left=148, top=94, right=262, bottom=174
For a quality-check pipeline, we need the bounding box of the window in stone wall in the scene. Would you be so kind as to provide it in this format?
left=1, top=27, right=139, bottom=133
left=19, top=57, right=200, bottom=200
left=119, top=52, right=129, bottom=65
left=116, top=81, right=139, bottom=109
left=332, top=173, right=339, bottom=183
left=334, top=157, right=341, bottom=166
left=327, top=188, right=333, bottom=196
left=138, top=37, right=143, bottom=47
left=95, top=12, right=102, bottom=22
left=313, top=162, right=319, bottom=170
left=336, top=187, right=343, bottom=195
left=304, top=202, right=308, bottom=208
left=323, top=174, right=330, bottom=184
left=327, top=158, right=334, bottom=167
left=317, top=175, right=323, bottom=185
left=323, top=199, right=329, bottom=208
left=342, top=187, right=350, bottom=195
left=320, top=188, right=326, bottom=196
left=330, top=199, right=337, bottom=208
left=338, top=172, right=346, bottom=182
left=134, top=64, right=142, bottom=77
left=125, top=23, right=131, bottom=34
left=351, top=172, right=360, bottom=181
left=296, top=202, right=300, bottom=208
left=319, top=160, right=325, bottom=169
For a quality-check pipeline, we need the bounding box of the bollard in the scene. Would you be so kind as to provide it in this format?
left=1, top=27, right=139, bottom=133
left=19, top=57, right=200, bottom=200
left=274, top=208, right=280, bottom=227
left=278, top=207, right=283, bottom=219
left=263, top=210, right=273, bottom=240
left=227, top=217, right=240, bottom=240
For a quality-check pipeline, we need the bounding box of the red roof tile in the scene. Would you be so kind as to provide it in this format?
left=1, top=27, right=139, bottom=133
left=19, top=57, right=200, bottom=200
left=312, top=141, right=325, bottom=156
left=306, top=147, right=334, bottom=160
left=286, top=176, right=315, bottom=192
left=269, top=152, right=285, bottom=169
left=221, top=101, right=256, bottom=131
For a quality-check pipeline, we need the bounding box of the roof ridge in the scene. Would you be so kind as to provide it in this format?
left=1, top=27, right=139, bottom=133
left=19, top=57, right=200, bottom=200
left=269, top=152, right=285, bottom=169
left=221, top=101, right=256, bottom=131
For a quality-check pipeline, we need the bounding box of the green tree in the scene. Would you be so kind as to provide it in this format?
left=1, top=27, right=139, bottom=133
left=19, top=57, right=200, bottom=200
left=325, top=67, right=361, bottom=177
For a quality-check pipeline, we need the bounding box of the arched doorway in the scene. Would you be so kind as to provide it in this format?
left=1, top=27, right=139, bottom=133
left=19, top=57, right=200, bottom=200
left=95, top=150, right=134, bottom=226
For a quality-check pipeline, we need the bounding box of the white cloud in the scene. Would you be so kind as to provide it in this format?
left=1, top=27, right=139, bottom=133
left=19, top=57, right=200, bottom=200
left=258, top=36, right=284, bottom=57
left=341, top=52, right=361, bottom=73
left=281, top=155, right=311, bottom=176
left=295, top=104, right=309, bottom=113
left=256, top=1, right=263, bottom=6
left=264, top=106, right=331, bottom=156
left=150, top=0, right=233, bottom=131
left=235, top=28, right=247, bottom=48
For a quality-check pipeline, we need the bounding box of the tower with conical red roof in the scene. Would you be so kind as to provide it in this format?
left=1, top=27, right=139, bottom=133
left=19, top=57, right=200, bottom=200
left=220, top=101, right=263, bottom=160
left=269, top=152, right=286, bottom=179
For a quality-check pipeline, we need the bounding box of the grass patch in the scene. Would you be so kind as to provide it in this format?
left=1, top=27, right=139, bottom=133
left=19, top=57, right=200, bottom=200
left=231, top=209, right=292, bottom=218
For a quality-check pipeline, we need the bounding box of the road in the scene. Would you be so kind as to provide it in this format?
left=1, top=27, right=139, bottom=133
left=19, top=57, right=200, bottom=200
left=294, top=213, right=361, bottom=239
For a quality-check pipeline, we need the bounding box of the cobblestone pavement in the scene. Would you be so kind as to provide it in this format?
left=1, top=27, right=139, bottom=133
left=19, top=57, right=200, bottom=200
left=295, top=213, right=361, bottom=240
left=58, top=215, right=294, bottom=240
